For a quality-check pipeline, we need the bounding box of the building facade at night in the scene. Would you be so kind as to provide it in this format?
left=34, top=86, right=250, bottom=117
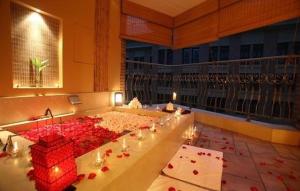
left=125, top=19, right=300, bottom=125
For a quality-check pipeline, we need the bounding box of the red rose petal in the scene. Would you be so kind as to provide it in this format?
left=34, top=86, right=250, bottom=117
left=101, top=166, right=109, bottom=172
left=117, top=154, right=123, bottom=158
left=75, top=174, right=85, bottom=183
left=277, top=175, right=284, bottom=181
left=168, top=187, right=176, bottom=191
left=168, top=163, right=174, bottom=169
left=190, top=160, right=196, bottom=163
left=106, top=149, right=112, bottom=154
left=193, top=170, right=199, bottom=175
left=88, top=173, right=96, bottom=179
left=123, top=152, right=130, bottom=157
left=0, top=152, right=8, bottom=158
left=250, top=186, right=259, bottom=191
left=221, top=180, right=226, bottom=185
left=288, top=175, right=296, bottom=180
left=275, top=158, right=284, bottom=164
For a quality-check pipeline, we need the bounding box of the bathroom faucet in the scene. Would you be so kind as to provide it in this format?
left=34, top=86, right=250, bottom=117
left=44, top=108, right=54, bottom=119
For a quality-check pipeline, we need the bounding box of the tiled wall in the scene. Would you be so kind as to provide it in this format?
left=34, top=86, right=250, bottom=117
left=11, top=2, right=61, bottom=88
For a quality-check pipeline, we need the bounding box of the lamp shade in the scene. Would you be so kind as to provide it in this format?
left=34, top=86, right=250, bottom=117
left=31, top=134, right=77, bottom=191
left=114, top=92, right=123, bottom=106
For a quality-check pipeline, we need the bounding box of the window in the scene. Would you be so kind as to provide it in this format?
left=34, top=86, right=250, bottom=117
left=293, top=42, right=300, bottom=54
left=252, top=44, right=264, bottom=58
left=158, top=49, right=165, bottom=64
left=219, top=46, right=229, bottom=60
left=192, top=48, right=199, bottom=63
left=209, top=46, right=218, bottom=61
left=167, top=49, right=173, bottom=65
left=183, top=48, right=191, bottom=64
left=277, top=42, right=289, bottom=56
left=240, top=45, right=251, bottom=59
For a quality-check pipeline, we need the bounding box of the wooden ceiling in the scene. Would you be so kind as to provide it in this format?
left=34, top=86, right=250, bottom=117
left=127, top=0, right=207, bottom=17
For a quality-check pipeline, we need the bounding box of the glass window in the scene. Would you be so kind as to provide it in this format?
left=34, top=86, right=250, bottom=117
left=277, top=42, right=289, bottom=56
left=167, top=49, right=173, bottom=65
left=158, top=49, right=165, bottom=64
left=192, top=48, right=199, bottom=63
left=240, top=45, right=251, bottom=59
left=252, top=44, right=264, bottom=58
left=219, top=46, right=229, bottom=60
left=209, top=46, right=218, bottom=61
left=183, top=48, right=191, bottom=64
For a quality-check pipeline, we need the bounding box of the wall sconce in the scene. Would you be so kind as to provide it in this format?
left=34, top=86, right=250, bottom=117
left=114, top=92, right=123, bottom=106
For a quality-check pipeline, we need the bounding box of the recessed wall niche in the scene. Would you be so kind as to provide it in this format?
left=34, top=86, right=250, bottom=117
left=11, top=2, right=62, bottom=88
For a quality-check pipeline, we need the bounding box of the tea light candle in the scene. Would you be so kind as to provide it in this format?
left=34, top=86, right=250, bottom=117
left=95, top=151, right=104, bottom=166
left=122, top=138, right=128, bottom=152
left=150, top=123, right=156, bottom=132
left=138, top=129, right=143, bottom=140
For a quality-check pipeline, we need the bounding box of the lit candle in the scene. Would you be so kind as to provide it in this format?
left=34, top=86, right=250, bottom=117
left=150, top=123, right=156, bottom=132
left=122, top=138, right=127, bottom=152
left=172, top=92, right=177, bottom=101
left=52, top=165, right=61, bottom=175
left=138, top=129, right=143, bottom=140
left=95, top=151, right=104, bottom=166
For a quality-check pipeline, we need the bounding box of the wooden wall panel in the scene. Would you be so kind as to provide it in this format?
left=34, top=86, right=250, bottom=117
left=219, top=0, right=300, bottom=37
left=174, top=0, right=218, bottom=27
left=122, top=0, right=173, bottom=28
left=173, top=12, right=218, bottom=49
left=219, top=0, right=240, bottom=8
left=120, top=15, right=172, bottom=47
left=94, top=0, right=109, bottom=91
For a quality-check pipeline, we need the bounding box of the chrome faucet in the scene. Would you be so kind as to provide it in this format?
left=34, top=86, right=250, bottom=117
left=44, top=108, right=54, bottom=118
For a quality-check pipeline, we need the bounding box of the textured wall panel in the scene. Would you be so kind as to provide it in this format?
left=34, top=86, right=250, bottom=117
left=121, top=15, right=172, bottom=47
left=11, top=2, right=61, bottom=88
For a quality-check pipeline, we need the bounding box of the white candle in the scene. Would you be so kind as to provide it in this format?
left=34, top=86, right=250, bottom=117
left=95, top=151, right=103, bottom=166
left=150, top=123, right=156, bottom=132
left=122, top=138, right=127, bottom=151
left=138, top=129, right=143, bottom=140
left=172, top=92, right=177, bottom=101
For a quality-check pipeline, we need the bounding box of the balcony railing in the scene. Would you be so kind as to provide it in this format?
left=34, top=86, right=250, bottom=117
left=125, top=55, right=300, bottom=125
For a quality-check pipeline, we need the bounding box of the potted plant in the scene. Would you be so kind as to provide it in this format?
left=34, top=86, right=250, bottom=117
left=30, top=57, right=49, bottom=87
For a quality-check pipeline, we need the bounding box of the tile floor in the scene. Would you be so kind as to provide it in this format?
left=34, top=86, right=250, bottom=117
left=193, top=123, right=300, bottom=191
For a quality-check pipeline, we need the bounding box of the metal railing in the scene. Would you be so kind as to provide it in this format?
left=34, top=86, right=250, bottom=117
left=125, top=55, right=300, bottom=125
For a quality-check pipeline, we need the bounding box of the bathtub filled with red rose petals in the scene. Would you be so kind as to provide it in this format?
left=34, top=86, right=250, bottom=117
left=19, top=116, right=120, bottom=157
